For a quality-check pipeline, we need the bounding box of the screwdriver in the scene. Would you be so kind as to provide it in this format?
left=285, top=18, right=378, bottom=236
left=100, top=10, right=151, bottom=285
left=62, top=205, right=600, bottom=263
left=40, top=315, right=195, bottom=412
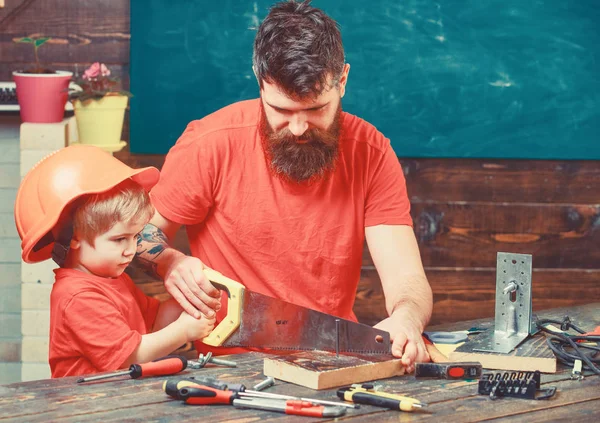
left=77, top=355, right=188, bottom=383
left=177, top=385, right=347, bottom=417
left=166, top=378, right=357, bottom=409
left=337, top=383, right=427, bottom=412
left=178, top=385, right=237, bottom=405
left=233, top=397, right=346, bottom=417
left=163, top=376, right=228, bottom=397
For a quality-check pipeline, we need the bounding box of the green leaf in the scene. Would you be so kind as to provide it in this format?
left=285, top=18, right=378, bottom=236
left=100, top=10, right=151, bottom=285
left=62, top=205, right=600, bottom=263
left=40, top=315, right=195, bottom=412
left=16, top=37, right=34, bottom=43
left=34, top=37, right=51, bottom=48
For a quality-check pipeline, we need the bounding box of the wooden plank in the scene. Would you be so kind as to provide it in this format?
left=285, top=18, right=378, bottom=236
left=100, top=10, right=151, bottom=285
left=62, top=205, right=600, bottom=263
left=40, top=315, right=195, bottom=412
left=0, top=0, right=129, bottom=64
left=355, top=268, right=600, bottom=326
left=403, top=158, right=600, bottom=204
left=360, top=202, right=600, bottom=270
left=449, top=332, right=556, bottom=373
left=0, top=0, right=29, bottom=27
left=263, top=351, right=404, bottom=390
left=411, top=201, right=600, bottom=268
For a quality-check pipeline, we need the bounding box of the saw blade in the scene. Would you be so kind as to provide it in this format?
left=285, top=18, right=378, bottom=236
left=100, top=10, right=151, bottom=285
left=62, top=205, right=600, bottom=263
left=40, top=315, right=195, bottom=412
left=221, top=290, right=392, bottom=355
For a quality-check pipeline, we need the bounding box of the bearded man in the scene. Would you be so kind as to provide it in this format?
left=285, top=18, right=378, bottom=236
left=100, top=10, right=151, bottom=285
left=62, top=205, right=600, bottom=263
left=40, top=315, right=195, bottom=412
left=137, top=0, right=432, bottom=372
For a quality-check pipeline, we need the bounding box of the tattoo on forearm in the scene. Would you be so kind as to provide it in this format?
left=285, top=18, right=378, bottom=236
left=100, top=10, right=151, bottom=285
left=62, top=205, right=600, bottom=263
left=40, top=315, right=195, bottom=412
left=135, top=223, right=170, bottom=278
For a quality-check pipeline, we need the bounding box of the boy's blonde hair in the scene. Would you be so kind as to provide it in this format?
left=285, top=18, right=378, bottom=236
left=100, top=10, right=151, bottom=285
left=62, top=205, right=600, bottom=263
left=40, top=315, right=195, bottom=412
left=72, top=178, right=154, bottom=244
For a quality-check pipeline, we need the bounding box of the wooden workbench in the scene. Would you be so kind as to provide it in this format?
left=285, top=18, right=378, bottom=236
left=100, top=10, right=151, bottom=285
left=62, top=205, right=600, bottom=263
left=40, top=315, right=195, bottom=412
left=1, top=303, right=599, bottom=422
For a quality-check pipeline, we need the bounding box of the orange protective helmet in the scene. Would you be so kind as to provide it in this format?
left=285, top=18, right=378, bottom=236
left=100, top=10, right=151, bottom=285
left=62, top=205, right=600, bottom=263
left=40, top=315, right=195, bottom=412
left=15, top=144, right=160, bottom=263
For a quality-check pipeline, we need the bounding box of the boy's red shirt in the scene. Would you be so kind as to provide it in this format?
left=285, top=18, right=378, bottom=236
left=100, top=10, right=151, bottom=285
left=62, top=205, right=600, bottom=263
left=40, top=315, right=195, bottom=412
left=49, top=268, right=160, bottom=378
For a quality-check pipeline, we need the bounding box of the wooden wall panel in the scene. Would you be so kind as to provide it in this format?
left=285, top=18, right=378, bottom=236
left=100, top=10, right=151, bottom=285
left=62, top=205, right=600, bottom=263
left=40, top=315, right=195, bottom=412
left=412, top=202, right=600, bottom=268
left=356, top=268, right=600, bottom=326
left=0, top=0, right=129, bottom=80
left=403, top=159, right=600, bottom=204
left=4, top=0, right=600, bottom=326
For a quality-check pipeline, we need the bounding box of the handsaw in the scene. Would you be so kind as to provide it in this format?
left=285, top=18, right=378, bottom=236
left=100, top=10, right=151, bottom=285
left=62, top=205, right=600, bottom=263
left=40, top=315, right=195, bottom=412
left=201, top=268, right=392, bottom=355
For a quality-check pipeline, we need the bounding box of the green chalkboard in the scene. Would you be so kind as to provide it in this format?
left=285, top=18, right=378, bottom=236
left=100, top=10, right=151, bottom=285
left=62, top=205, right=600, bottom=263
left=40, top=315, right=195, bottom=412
left=130, top=1, right=600, bottom=158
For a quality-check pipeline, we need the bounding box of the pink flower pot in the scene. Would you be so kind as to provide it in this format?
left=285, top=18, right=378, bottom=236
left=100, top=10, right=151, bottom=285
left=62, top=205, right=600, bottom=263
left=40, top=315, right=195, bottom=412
left=13, top=71, right=72, bottom=123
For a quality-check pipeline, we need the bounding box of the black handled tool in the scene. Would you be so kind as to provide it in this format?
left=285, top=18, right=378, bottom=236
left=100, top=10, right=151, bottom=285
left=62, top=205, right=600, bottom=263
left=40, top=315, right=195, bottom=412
left=415, top=362, right=482, bottom=380
left=163, top=376, right=229, bottom=398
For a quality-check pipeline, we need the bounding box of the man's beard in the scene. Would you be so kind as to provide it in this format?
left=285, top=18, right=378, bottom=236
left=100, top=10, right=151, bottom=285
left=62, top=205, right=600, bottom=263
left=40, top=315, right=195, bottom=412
left=260, top=102, right=341, bottom=183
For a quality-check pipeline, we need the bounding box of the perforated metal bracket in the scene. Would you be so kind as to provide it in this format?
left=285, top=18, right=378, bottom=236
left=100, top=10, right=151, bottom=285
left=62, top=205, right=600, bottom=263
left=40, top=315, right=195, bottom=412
left=470, top=252, right=533, bottom=354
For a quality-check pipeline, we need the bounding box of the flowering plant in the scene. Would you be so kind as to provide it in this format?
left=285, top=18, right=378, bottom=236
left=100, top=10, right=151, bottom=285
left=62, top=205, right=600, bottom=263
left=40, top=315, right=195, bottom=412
left=69, top=62, right=132, bottom=103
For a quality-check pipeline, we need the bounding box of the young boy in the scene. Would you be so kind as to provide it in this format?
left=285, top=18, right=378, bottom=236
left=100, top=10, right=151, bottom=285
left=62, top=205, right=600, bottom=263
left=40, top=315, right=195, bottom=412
left=15, top=145, right=215, bottom=377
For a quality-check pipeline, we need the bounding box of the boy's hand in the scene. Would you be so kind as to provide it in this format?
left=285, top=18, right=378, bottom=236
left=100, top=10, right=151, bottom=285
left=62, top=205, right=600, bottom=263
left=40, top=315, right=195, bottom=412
left=164, top=254, right=221, bottom=319
left=177, top=311, right=216, bottom=342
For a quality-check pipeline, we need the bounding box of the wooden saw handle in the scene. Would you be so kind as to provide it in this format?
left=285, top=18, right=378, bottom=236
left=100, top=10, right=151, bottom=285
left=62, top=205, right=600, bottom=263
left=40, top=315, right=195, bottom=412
left=422, top=335, right=450, bottom=363
left=201, top=268, right=244, bottom=346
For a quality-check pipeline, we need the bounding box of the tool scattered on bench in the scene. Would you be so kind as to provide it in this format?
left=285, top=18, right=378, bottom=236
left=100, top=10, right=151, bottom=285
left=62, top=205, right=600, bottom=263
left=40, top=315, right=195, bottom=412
left=337, top=383, right=427, bottom=412
left=232, top=397, right=347, bottom=417
left=163, top=377, right=358, bottom=409
left=536, top=315, right=600, bottom=376
left=449, top=253, right=558, bottom=373
left=187, top=351, right=237, bottom=369
left=240, top=389, right=359, bottom=409
left=252, top=376, right=275, bottom=391
left=77, top=355, right=187, bottom=383
left=423, top=328, right=486, bottom=344
left=163, top=375, right=229, bottom=397
left=175, top=384, right=348, bottom=417
left=415, top=362, right=482, bottom=380
left=466, top=253, right=537, bottom=354
left=478, top=371, right=556, bottom=400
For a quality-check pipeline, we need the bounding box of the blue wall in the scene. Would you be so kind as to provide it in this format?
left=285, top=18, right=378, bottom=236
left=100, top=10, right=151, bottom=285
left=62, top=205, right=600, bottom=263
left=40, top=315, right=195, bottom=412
left=131, top=0, right=600, bottom=158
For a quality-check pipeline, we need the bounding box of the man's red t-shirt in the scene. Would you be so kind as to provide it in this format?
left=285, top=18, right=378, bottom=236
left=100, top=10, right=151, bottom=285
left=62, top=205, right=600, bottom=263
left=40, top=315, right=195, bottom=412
left=150, top=99, right=412, bottom=354
left=49, top=268, right=160, bottom=377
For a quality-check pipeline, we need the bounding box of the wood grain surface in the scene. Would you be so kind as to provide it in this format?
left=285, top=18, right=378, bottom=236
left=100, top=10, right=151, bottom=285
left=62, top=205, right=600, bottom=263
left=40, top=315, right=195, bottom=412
left=264, top=350, right=404, bottom=390
left=449, top=330, right=557, bottom=373
left=1, top=303, right=599, bottom=422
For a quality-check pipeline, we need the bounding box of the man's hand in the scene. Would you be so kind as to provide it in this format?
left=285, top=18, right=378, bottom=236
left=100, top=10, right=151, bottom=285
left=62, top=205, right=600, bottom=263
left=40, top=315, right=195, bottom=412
left=164, top=254, right=221, bottom=319
left=374, top=309, right=430, bottom=373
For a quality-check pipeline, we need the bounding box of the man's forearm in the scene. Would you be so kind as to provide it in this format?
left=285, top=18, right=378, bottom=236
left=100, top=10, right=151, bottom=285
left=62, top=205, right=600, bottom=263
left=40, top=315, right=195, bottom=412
left=388, top=274, right=433, bottom=330
left=135, top=223, right=183, bottom=279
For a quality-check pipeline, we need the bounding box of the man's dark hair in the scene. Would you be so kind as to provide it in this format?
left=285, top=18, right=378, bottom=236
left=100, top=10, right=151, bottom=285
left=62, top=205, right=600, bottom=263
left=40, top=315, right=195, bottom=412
left=253, top=0, right=345, bottom=98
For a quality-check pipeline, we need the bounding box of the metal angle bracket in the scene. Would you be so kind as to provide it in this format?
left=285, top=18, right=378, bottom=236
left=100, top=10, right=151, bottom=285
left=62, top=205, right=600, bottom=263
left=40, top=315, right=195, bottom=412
left=470, top=252, right=534, bottom=354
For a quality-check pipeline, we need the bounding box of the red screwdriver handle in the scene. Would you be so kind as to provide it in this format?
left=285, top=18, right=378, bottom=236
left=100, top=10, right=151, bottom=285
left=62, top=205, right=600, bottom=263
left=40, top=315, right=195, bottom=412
left=130, top=355, right=188, bottom=379
left=285, top=400, right=326, bottom=417
left=178, top=385, right=237, bottom=405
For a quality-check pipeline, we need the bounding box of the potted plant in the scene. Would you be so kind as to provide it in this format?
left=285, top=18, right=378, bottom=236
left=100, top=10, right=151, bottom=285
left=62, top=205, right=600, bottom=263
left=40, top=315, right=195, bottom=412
left=13, top=37, right=72, bottom=123
left=68, top=62, right=132, bottom=153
